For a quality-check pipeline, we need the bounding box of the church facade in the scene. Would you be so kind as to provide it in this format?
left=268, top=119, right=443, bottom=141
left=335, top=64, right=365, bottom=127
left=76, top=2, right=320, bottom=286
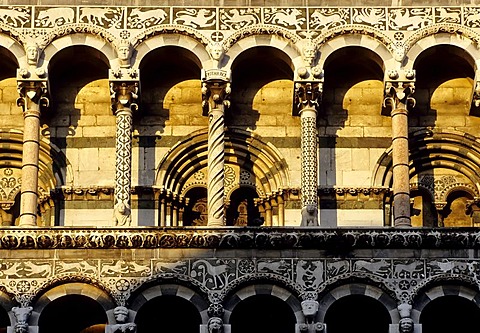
left=0, top=1, right=480, bottom=332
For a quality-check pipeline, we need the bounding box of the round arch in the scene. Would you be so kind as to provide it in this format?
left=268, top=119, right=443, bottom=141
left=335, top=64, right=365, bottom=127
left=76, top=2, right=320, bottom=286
left=31, top=282, right=116, bottom=326
left=223, top=283, right=303, bottom=324
left=316, top=30, right=392, bottom=71
left=132, top=33, right=207, bottom=70
left=156, top=128, right=289, bottom=197
left=372, top=129, right=480, bottom=193
left=405, top=26, right=480, bottom=70
left=411, top=282, right=480, bottom=323
left=128, top=283, right=209, bottom=323
left=224, top=33, right=300, bottom=72
left=39, top=32, right=116, bottom=70
left=317, top=282, right=398, bottom=323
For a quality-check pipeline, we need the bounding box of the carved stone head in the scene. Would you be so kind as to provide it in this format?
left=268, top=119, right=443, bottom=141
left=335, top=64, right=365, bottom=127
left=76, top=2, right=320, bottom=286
left=399, top=318, right=414, bottom=333
left=113, top=306, right=129, bottom=323
left=302, top=41, right=317, bottom=67
left=208, top=42, right=224, bottom=62
left=26, top=44, right=38, bottom=66
left=393, top=46, right=405, bottom=63
left=301, top=300, right=319, bottom=319
left=207, top=317, right=223, bottom=333
left=12, top=306, right=32, bottom=324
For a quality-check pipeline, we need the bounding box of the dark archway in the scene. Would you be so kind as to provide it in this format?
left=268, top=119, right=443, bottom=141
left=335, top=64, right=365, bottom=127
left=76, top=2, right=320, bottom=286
left=38, top=294, right=107, bottom=333
left=0, top=305, right=9, bottom=333
left=230, top=294, right=296, bottom=333
left=135, top=295, right=201, bottom=333
left=420, top=295, right=480, bottom=333
left=183, top=187, right=207, bottom=226
left=226, top=187, right=260, bottom=226
left=325, top=295, right=391, bottom=333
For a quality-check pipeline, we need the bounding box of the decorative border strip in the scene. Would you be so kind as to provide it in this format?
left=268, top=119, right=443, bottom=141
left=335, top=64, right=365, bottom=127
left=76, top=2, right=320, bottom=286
left=0, top=227, right=477, bottom=249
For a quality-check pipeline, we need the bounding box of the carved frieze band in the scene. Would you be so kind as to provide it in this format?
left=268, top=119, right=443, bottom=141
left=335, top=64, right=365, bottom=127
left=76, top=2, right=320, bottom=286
left=2, top=256, right=480, bottom=306
left=3, top=7, right=480, bottom=32
left=0, top=228, right=477, bottom=249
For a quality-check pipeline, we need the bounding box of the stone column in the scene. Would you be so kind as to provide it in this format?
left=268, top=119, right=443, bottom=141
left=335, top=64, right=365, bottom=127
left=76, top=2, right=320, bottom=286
left=295, top=79, right=322, bottom=226
left=202, top=70, right=231, bottom=226
left=110, top=69, right=139, bottom=226
left=17, top=77, right=48, bottom=226
left=384, top=69, right=415, bottom=227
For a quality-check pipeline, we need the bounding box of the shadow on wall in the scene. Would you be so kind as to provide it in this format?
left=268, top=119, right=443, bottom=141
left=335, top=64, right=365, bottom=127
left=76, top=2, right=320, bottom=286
left=138, top=46, right=202, bottom=226
left=43, top=45, right=110, bottom=226
left=321, top=46, right=383, bottom=227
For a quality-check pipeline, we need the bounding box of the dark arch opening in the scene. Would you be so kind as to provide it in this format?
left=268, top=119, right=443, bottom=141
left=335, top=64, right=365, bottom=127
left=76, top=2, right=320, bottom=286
left=325, top=294, right=391, bottom=333
left=230, top=294, right=296, bottom=333
left=420, top=295, right=480, bottom=333
left=183, top=187, right=207, bottom=226
left=0, top=305, right=9, bottom=333
left=38, top=294, right=107, bottom=333
left=226, top=186, right=260, bottom=226
left=135, top=295, right=201, bottom=333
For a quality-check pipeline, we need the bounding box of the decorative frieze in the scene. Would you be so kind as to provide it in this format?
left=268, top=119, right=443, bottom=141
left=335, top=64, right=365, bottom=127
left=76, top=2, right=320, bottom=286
left=0, top=227, right=475, bottom=250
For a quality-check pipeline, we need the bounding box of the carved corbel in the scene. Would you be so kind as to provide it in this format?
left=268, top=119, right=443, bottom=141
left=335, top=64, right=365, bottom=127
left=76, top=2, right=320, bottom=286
left=106, top=306, right=136, bottom=333
left=12, top=306, right=32, bottom=333
left=110, top=81, right=139, bottom=114
left=201, top=69, right=231, bottom=115
left=397, top=303, right=414, bottom=333
left=383, top=69, right=416, bottom=112
left=16, top=79, right=49, bottom=113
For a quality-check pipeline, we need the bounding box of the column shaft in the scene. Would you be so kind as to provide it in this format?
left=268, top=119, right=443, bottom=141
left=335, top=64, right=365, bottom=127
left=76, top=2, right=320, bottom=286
left=207, top=106, right=225, bottom=226
left=114, top=108, right=133, bottom=215
left=300, top=107, right=318, bottom=209
left=19, top=106, right=40, bottom=226
left=391, top=107, right=411, bottom=227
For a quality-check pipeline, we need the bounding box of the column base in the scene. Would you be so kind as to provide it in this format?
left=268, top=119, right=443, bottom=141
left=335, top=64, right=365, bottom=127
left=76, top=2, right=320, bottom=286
left=19, top=214, right=36, bottom=227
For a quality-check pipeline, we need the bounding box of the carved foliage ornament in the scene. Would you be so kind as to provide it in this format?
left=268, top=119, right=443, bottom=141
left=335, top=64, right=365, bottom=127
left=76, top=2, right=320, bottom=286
left=294, top=82, right=322, bottom=111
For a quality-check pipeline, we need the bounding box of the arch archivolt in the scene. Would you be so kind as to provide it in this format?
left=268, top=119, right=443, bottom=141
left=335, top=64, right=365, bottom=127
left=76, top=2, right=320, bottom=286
left=156, top=129, right=289, bottom=199
left=410, top=280, right=480, bottom=322
left=316, top=25, right=394, bottom=70
left=132, top=30, right=208, bottom=69
left=128, top=282, right=209, bottom=323
left=39, top=30, right=117, bottom=69
left=222, top=282, right=303, bottom=324
left=30, top=280, right=116, bottom=325
left=317, top=281, right=398, bottom=323
left=223, top=28, right=302, bottom=70
left=405, top=25, right=480, bottom=69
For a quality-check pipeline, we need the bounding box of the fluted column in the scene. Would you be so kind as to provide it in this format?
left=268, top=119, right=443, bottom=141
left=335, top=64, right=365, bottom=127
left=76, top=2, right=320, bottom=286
left=17, top=77, right=48, bottom=226
left=295, top=79, right=322, bottom=226
left=202, top=70, right=231, bottom=226
left=384, top=69, right=415, bottom=227
left=110, top=69, right=139, bottom=226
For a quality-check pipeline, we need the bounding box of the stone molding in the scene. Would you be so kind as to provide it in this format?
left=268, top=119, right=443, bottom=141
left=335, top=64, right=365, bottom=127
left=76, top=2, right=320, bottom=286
left=0, top=227, right=477, bottom=249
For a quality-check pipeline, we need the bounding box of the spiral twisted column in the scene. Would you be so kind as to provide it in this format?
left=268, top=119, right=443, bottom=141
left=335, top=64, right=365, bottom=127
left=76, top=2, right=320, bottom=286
left=202, top=71, right=231, bottom=226
left=110, top=76, right=139, bottom=226
left=384, top=69, right=416, bottom=227
left=17, top=78, right=48, bottom=226
left=295, top=81, right=322, bottom=226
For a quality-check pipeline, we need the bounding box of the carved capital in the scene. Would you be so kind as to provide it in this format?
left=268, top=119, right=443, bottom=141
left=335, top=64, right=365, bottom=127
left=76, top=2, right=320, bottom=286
left=294, top=81, right=322, bottom=114
left=110, top=81, right=139, bottom=114
left=16, top=80, right=49, bottom=113
left=383, top=69, right=416, bottom=112
left=201, top=72, right=231, bottom=114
